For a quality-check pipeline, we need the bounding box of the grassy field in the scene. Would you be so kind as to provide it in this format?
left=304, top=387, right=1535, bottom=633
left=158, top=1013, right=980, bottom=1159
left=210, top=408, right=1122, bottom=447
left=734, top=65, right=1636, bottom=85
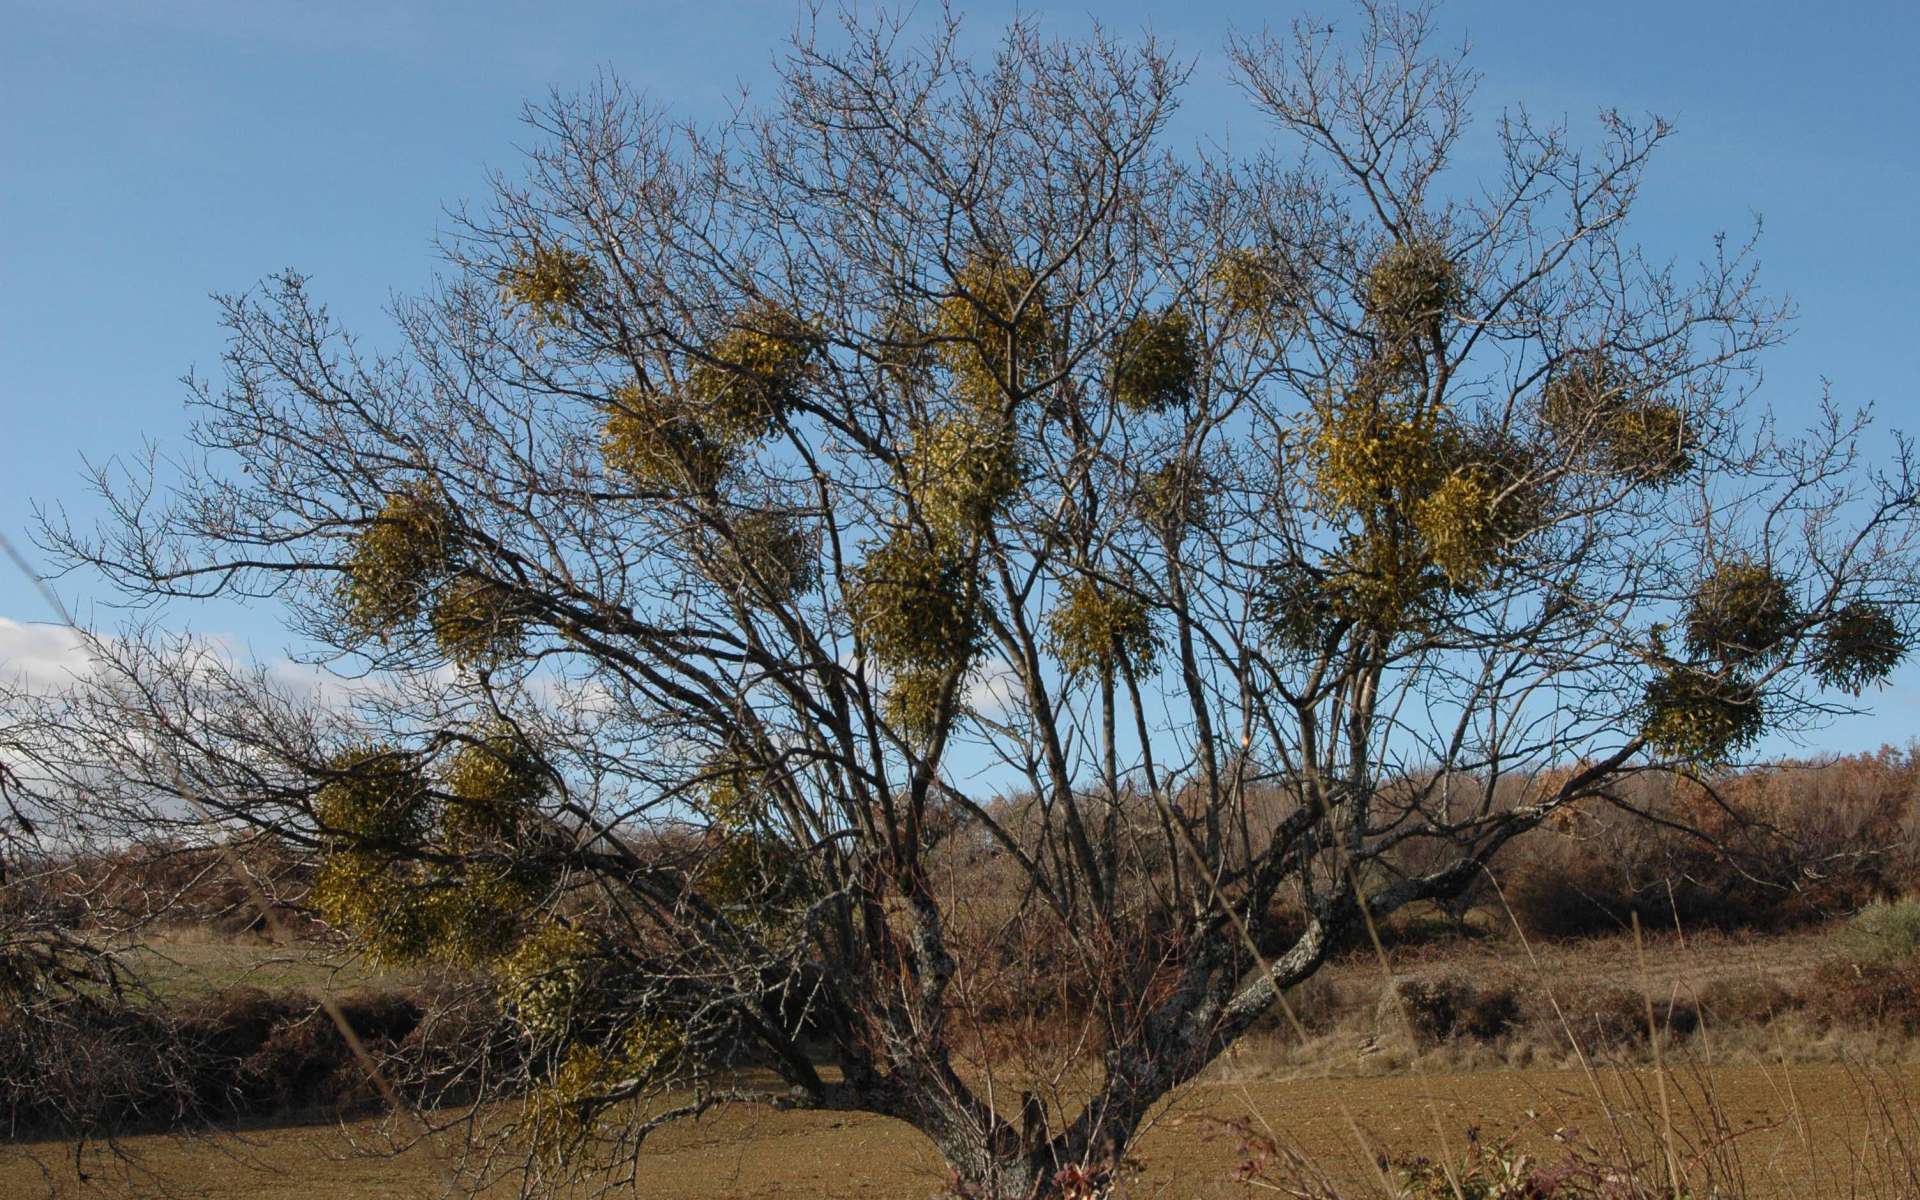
left=109, top=925, right=411, bottom=999
left=6, top=1062, right=1917, bottom=1198
left=10, top=915, right=1916, bottom=1198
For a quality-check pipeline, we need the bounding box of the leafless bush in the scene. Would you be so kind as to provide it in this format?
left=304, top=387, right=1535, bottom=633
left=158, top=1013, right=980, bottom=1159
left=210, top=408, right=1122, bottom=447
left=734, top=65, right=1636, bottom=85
left=1812, top=959, right=1920, bottom=1033
left=0, top=982, right=509, bottom=1139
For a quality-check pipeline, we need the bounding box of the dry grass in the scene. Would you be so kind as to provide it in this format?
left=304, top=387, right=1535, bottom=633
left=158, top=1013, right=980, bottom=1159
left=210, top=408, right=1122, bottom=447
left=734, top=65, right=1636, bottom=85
left=7, top=912, right=1920, bottom=1198
left=1203, top=918, right=1908, bottom=1084
left=108, top=924, right=409, bottom=1000
left=5, top=1063, right=1917, bottom=1199
left=8, top=761, right=1919, bottom=1198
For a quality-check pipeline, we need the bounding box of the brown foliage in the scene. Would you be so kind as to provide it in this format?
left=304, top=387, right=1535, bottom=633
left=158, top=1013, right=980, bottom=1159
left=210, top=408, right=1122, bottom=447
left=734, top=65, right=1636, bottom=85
left=0, top=982, right=510, bottom=1138
left=1811, top=958, right=1920, bottom=1033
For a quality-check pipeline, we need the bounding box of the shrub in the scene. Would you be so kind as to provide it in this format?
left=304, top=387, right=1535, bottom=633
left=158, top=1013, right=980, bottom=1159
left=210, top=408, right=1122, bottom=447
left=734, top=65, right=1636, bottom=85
left=1840, top=899, right=1920, bottom=962
left=1500, top=850, right=1631, bottom=940
left=1694, top=976, right=1802, bottom=1026
left=1459, top=984, right=1523, bottom=1041
left=1813, top=957, right=1920, bottom=1032
left=1379, top=974, right=1526, bottom=1047
left=1554, top=987, right=1696, bottom=1052
left=0, top=982, right=496, bottom=1137
left=1379, top=974, right=1472, bottom=1046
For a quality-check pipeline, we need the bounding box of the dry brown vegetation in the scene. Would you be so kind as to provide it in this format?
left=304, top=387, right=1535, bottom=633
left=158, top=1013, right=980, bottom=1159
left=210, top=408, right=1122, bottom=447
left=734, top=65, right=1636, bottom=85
left=7, top=750, right=1920, bottom=1155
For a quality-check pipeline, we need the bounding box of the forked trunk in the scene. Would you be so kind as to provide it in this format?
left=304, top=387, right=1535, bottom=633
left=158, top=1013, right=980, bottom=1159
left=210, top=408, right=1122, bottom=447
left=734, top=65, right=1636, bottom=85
left=926, top=1094, right=1131, bottom=1200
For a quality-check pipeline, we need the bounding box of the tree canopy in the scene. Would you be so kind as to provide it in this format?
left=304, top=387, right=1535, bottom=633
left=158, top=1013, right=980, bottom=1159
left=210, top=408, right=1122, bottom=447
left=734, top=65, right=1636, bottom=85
left=6, top=5, right=1919, bottom=1197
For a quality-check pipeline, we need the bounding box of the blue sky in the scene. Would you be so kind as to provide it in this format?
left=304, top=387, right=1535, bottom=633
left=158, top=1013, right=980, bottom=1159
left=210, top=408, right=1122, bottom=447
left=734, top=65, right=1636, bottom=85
left=3, top=0, right=1918, bottom=754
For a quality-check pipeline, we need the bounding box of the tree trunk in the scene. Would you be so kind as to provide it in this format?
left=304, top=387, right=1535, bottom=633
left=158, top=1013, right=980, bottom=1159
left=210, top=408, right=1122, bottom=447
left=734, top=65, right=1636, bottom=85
left=920, top=1099, right=1107, bottom=1200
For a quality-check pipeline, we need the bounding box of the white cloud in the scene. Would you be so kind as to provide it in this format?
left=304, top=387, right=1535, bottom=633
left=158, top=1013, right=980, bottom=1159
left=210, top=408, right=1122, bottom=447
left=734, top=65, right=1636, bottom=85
left=0, top=616, right=371, bottom=707
left=0, top=617, right=95, bottom=691
left=965, top=660, right=1024, bottom=718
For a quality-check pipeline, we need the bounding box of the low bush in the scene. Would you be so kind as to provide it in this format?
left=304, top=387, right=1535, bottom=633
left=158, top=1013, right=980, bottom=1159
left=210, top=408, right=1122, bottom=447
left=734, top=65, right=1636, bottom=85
left=1379, top=974, right=1522, bottom=1046
left=1458, top=984, right=1523, bottom=1041
left=1838, top=898, right=1920, bottom=962
left=0, top=982, right=505, bottom=1138
left=1382, top=974, right=1468, bottom=1045
left=1531, top=986, right=1698, bottom=1055
left=1812, top=957, right=1920, bottom=1032
left=1693, top=975, right=1802, bottom=1026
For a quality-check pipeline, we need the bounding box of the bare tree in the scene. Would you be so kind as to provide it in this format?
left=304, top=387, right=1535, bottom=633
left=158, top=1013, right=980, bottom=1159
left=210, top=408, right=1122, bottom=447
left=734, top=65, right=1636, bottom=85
left=6, top=5, right=1918, bottom=1196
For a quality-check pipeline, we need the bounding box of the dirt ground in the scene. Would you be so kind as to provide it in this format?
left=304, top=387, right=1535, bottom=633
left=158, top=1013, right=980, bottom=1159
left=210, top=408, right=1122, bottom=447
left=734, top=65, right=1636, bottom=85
left=6, top=1061, right=1915, bottom=1199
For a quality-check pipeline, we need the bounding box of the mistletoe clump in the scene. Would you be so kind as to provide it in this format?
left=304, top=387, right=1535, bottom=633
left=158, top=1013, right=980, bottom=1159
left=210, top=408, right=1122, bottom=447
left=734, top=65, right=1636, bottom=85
left=310, top=742, right=547, bottom=965
left=1211, top=246, right=1299, bottom=326
left=709, top=508, right=818, bottom=604
left=498, top=241, right=600, bottom=328
left=1684, top=559, right=1800, bottom=666
left=308, top=747, right=432, bottom=961
left=341, top=484, right=455, bottom=634
left=875, top=307, right=936, bottom=394
left=1257, top=565, right=1339, bottom=653
left=1110, top=307, right=1199, bottom=414
left=1310, top=389, right=1541, bottom=601
left=442, top=728, right=548, bottom=848
left=692, top=753, right=765, bottom=831
left=1641, top=666, right=1765, bottom=762
left=1135, top=454, right=1211, bottom=533
left=313, top=745, right=430, bottom=847
left=1411, top=445, right=1540, bottom=589
left=1044, top=576, right=1161, bottom=678
left=697, top=830, right=811, bottom=922
left=1364, top=237, right=1459, bottom=346
left=688, top=301, right=817, bottom=442
left=310, top=854, right=437, bottom=964
left=848, top=530, right=981, bottom=671
left=1542, top=352, right=1697, bottom=485
left=1303, top=394, right=1459, bottom=631
left=430, top=573, right=530, bottom=665
left=500, top=923, right=608, bottom=1043
left=882, top=666, right=957, bottom=745
left=933, top=255, right=1053, bottom=402
left=688, top=756, right=812, bottom=923
left=313, top=854, right=538, bottom=968
left=1604, top=400, right=1698, bottom=483
left=528, top=1015, right=684, bottom=1149
left=1322, top=528, right=1445, bottom=635
left=1412, top=467, right=1504, bottom=586
left=1815, top=601, right=1908, bottom=694
left=429, top=869, right=547, bottom=966
left=907, top=411, right=1023, bottom=541
left=1307, top=393, right=1455, bottom=518
left=601, top=384, right=733, bottom=493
